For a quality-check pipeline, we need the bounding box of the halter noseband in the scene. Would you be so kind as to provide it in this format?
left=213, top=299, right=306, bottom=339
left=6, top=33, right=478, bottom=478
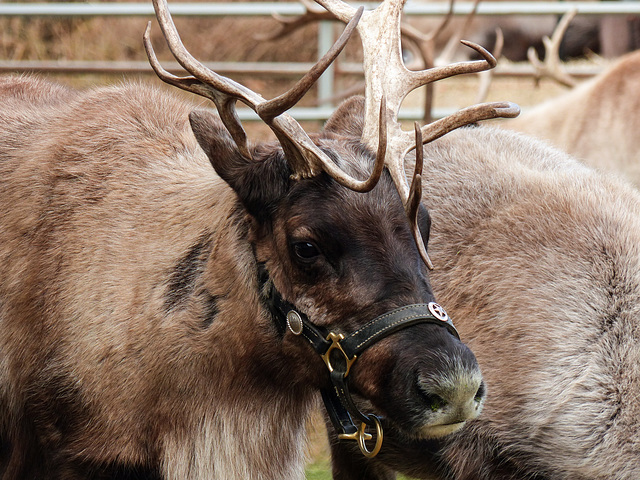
left=258, top=265, right=459, bottom=458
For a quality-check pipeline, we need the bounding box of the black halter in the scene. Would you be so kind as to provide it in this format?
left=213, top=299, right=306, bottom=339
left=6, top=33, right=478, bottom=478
left=258, top=265, right=459, bottom=458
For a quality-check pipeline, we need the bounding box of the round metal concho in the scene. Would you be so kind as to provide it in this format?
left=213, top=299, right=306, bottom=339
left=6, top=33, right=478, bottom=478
left=286, top=310, right=304, bottom=335
left=428, top=301, right=449, bottom=322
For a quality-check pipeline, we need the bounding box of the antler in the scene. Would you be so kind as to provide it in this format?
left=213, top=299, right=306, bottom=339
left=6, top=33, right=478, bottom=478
left=475, top=27, right=504, bottom=103
left=145, top=0, right=519, bottom=270
left=399, top=0, right=457, bottom=123
left=263, top=0, right=459, bottom=123
left=144, top=0, right=390, bottom=192
left=433, top=0, right=481, bottom=67
left=315, top=0, right=519, bottom=268
left=256, top=0, right=334, bottom=41
left=527, top=9, right=578, bottom=88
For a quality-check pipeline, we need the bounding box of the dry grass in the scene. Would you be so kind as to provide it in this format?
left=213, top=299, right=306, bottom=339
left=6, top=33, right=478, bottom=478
left=0, top=0, right=320, bottom=62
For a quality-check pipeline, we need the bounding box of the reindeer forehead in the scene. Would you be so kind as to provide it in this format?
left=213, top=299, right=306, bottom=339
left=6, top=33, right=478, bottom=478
left=311, top=136, right=375, bottom=175
left=284, top=142, right=403, bottom=217
left=281, top=171, right=409, bottom=247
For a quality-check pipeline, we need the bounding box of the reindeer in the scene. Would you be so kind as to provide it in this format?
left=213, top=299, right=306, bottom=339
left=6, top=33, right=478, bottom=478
left=503, top=49, right=640, bottom=188
left=320, top=99, right=640, bottom=479
left=0, top=0, right=522, bottom=478
left=498, top=11, right=640, bottom=188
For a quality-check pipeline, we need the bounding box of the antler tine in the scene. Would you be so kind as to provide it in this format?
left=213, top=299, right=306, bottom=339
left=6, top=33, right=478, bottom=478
left=400, top=0, right=456, bottom=46
left=395, top=39, right=499, bottom=128
left=146, top=0, right=266, bottom=160
left=380, top=98, right=520, bottom=209
left=143, top=22, right=252, bottom=159
left=143, top=22, right=197, bottom=93
left=437, top=0, right=481, bottom=66
left=150, top=0, right=357, bottom=119
left=401, top=0, right=482, bottom=123
left=362, top=97, right=388, bottom=192
left=406, top=40, right=497, bottom=92
left=256, top=0, right=334, bottom=42
left=528, top=9, right=578, bottom=88
left=476, top=27, right=504, bottom=103
left=257, top=6, right=364, bottom=120
left=361, top=39, right=504, bottom=203
left=408, top=123, right=433, bottom=269
left=419, top=101, right=520, bottom=146
left=149, top=0, right=262, bottom=107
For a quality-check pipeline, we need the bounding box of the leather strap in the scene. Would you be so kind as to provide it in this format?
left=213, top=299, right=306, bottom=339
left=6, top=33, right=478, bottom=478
left=262, top=273, right=458, bottom=358
left=257, top=263, right=460, bottom=457
left=340, top=303, right=459, bottom=358
left=261, top=274, right=332, bottom=354
left=321, top=387, right=358, bottom=435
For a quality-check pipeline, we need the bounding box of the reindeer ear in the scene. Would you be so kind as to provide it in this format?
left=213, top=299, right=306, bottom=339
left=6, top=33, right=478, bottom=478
left=189, top=109, right=290, bottom=221
left=323, top=95, right=365, bottom=138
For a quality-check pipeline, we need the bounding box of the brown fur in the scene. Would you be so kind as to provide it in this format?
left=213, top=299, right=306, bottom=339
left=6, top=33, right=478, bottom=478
left=328, top=100, right=640, bottom=479
left=0, top=77, right=484, bottom=479
left=502, top=50, right=640, bottom=188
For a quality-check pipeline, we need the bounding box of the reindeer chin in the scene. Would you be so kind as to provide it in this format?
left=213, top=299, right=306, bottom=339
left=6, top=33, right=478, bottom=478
left=417, top=421, right=467, bottom=439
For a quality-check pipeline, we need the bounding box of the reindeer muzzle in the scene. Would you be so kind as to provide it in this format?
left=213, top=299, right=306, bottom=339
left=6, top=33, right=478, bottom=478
left=260, top=269, right=459, bottom=458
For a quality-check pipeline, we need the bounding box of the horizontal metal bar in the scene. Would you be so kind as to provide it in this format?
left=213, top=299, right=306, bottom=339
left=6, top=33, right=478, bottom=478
left=404, top=1, right=640, bottom=16
left=238, top=106, right=540, bottom=121
left=0, top=60, right=317, bottom=76
left=336, top=62, right=604, bottom=77
left=0, top=60, right=604, bottom=81
left=238, top=106, right=452, bottom=121
left=0, top=2, right=303, bottom=17
left=492, top=62, right=603, bottom=78
left=238, top=106, right=537, bottom=122
left=0, top=2, right=638, bottom=17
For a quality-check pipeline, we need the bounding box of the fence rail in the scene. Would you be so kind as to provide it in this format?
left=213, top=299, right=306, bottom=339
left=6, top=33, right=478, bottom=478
left=0, top=59, right=604, bottom=77
left=1, top=2, right=640, bottom=17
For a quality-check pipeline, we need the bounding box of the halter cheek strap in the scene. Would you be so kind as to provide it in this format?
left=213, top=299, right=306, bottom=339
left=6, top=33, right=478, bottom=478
left=258, top=266, right=459, bottom=458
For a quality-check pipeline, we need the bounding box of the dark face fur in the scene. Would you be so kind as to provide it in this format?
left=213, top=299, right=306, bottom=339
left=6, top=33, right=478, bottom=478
left=189, top=102, right=485, bottom=439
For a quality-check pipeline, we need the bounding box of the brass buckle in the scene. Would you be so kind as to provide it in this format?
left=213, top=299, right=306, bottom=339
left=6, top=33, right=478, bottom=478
left=321, top=332, right=357, bottom=377
left=338, top=417, right=384, bottom=458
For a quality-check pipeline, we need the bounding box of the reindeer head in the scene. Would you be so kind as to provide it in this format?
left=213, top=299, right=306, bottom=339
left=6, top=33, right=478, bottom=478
left=145, top=0, right=518, bottom=457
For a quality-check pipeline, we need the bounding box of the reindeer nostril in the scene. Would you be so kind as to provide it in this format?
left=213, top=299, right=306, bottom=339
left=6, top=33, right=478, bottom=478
left=474, top=381, right=487, bottom=403
left=421, top=393, right=448, bottom=412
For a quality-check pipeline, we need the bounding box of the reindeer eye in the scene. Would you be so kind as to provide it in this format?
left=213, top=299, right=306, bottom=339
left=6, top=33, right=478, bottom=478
left=293, top=242, right=320, bottom=261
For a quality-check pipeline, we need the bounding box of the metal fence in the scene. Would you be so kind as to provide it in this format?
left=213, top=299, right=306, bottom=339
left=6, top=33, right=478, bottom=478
left=1, top=1, right=639, bottom=120
left=2, top=2, right=640, bottom=17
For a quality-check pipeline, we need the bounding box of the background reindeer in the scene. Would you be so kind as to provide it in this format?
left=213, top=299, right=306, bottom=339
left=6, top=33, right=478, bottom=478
left=0, top=0, right=524, bottom=478
left=503, top=50, right=640, bottom=188
left=326, top=98, right=640, bottom=480
left=497, top=11, right=640, bottom=188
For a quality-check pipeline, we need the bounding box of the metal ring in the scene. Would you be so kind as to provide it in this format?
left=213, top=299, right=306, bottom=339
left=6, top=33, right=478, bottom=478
left=357, top=416, right=383, bottom=458
left=321, top=332, right=357, bottom=377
